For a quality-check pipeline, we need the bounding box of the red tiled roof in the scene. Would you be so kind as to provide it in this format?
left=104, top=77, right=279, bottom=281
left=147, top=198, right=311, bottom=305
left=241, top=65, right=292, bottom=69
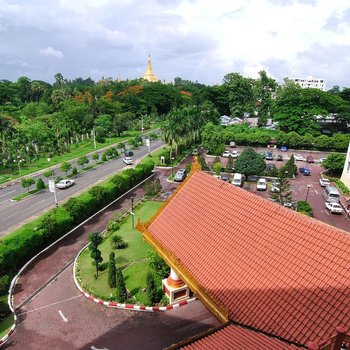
left=182, top=324, right=301, bottom=350
left=148, top=171, right=350, bottom=346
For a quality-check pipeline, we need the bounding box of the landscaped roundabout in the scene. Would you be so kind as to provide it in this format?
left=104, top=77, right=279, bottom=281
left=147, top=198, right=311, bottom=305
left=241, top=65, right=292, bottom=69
left=75, top=200, right=176, bottom=308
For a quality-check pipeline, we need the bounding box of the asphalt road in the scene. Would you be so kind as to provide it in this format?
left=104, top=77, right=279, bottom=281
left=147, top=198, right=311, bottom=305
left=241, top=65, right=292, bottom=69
left=0, top=139, right=165, bottom=236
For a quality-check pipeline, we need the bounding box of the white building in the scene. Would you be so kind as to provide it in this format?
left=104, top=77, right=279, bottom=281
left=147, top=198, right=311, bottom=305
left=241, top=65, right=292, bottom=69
left=340, top=141, right=350, bottom=189
left=290, top=77, right=326, bottom=91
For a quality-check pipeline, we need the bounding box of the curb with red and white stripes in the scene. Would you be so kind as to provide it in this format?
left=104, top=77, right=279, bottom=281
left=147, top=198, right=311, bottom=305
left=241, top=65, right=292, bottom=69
left=0, top=315, right=17, bottom=347
left=73, top=245, right=196, bottom=312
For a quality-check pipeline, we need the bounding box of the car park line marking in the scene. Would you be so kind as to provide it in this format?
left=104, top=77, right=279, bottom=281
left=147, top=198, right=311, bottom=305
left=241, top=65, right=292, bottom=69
left=91, top=346, right=109, bottom=350
left=17, top=294, right=82, bottom=316
left=59, top=310, right=68, bottom=322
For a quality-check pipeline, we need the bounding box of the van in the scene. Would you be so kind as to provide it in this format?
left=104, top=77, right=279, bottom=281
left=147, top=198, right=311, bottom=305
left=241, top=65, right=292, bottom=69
left=323, top=186, right=340, bottom=203
left=232, top=173, right=243, bottom=187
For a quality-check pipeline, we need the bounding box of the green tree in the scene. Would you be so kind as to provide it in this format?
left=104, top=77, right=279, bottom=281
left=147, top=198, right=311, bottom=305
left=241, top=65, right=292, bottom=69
left=94, top=114, right=113, bottom=142
left=60, top=161, right=72, bottom=176
left=77, top=155, right=89, bottom=169
left=270, top=175, right=292, bottom=205
left=146, top=272, right=159, bottom=305
left=235, top=147, right=266, bottom=178
left=116, top=268, right=127, bottom=302
left=280, top=155, right=297, bottom=178
left=113, top=113, right=130, bottom=136
left=108, top=252, right=116, bottom=288
left=92, top=152, right=99, bottom=163
left=198, top=154, right=209, bottom=170
left=89, top=232, right=103, bottom=277
left=146, top=251, right=170, bottom=278
left=226, top=155, right=234, bottom=173
left=322, top=153, right=346, bottom=175
left=213, top=162, right=222, bottom=175
left=297, top=201, right=313, bottom=216
left=36, top=178, right=45, bottom=190
left=201, top=122, right=225, bottom=155
left=223, top=72, right=254, bottom=118
left=21, top=177, right=35, bottom=192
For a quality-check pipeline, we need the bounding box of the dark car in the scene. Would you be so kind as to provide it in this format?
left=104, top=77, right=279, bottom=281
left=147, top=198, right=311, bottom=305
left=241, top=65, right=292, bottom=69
left=266, top=151, right=274, bottom=160
left=221, top=175, right=230, bottom=182
left=266, top=163, right=277, bottom=172
left=306, top=155, right=314, bottom=163
left=276, top=154, right=283, bottom=161
left=280, top=145, right=288, bottom=152
left=299, top=167, right=311, bottom=176
left=125, top=150, right=134, bottom=157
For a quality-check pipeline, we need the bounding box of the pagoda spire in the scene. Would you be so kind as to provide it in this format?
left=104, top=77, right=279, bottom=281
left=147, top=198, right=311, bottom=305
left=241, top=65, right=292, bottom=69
left=143, top=54, right=158, bottom=82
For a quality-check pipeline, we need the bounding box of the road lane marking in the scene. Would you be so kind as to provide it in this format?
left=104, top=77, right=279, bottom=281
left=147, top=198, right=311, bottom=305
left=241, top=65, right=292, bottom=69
left=17, top=294, right=82, bottom=316
left=0, top=189, right=16, bottom=198
left=59, top=310, right=68, bottom=322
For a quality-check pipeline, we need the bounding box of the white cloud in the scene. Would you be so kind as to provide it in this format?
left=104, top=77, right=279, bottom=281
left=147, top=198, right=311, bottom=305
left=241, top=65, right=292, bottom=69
left=0, top=0, right=350, bottom=87
left=39, top=47, right=64, bottom=58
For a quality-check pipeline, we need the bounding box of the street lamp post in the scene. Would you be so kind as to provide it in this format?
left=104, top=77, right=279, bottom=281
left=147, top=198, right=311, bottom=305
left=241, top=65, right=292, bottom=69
left=131, top=196, right=135, bottom=229
left=171, top=157, right=175, bottom=177
left=305, top=184, right=312, bottom=202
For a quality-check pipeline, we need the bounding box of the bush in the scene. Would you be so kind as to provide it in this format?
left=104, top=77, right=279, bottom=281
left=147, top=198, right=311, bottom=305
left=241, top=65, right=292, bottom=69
left=36, top=178, right=45, bottom=190
left=297, top=201, right=313, bottom=217
left=107, top=220, right=120, bottom=233
left=101, top=153, right=107, bottom=161
left=0, top=275, right=11, bottom=295
left=146, top=272, right=160, bottom=305
left=116, top=268, right=127, bottom=302
left=108, top=252, right=116, bottom=288
left=72, top=166, right=78, bottom=175
left=110, top=235, right=127, bottom=249
left=146, top=251, right=170, bottom=278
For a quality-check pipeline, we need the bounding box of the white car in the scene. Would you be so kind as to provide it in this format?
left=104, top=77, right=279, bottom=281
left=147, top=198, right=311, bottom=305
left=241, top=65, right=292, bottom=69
left=222, top=150, right=231, bottom=158
left=319, top=177, right=331, bottom=187
left=294, top=154, right=304, bottom=161
left=123, top=157, right=133, bottom=165
left=256, top=178, right=267, bottom=191
left=56, top=179, right=75, bottom=189
left=231, top=150, right=239, bottom=158
left=325, top=202, right=343, bottom=214
left=271, top=181, right=280, bottom=193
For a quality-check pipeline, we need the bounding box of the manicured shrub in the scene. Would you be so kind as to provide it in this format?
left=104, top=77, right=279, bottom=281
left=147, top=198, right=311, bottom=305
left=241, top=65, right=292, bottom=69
left=146, top=272, right=159, bottom=305
left=297, top=201, right=313, bottom=217
left=36, top=178, right=45, bottom=190
left=101, top=153, right=107, bottom=161
left=110, top=235, right=127, bottom=249
left=72, top=166, right=78, bottom=175
left=108, top=252, right=116, bottom=288
left=116, top=268, right=127, bottom=302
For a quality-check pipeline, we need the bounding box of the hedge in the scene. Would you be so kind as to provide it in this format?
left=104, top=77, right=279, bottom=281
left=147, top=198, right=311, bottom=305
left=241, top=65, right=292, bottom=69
left=0, top=159, right=155, bottom=278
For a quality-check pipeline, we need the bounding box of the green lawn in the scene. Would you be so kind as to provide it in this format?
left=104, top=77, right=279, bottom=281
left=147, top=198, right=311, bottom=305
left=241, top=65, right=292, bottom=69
left=0, top=314, right=14, bottom=339
left=77, top=201, right=163, bottom=303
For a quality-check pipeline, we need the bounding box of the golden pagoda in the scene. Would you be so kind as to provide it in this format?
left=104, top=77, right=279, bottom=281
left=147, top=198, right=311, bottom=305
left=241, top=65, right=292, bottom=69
left=143, top=54, right=158, bottom=82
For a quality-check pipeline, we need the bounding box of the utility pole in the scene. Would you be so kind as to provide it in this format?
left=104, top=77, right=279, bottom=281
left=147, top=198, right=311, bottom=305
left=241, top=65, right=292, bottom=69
left=131, top=197, right=135, bottom=229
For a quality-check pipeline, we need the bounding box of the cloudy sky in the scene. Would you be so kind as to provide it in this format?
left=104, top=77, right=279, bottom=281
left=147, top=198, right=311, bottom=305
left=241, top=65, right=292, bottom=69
left=0, top=0, right=350, bottom=88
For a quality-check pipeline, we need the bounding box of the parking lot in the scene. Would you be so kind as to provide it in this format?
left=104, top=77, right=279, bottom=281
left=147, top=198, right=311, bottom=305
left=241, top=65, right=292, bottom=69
left=205, top=147, right=349, bottom=233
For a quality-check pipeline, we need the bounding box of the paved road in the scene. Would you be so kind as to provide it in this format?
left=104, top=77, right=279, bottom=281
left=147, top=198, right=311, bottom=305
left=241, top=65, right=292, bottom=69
left=0, top=139, right=165, bottom=236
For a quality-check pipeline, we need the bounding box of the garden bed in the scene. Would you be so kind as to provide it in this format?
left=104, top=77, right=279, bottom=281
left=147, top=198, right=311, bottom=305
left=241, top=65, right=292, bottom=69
left=76, top=200, right=166, bottom=305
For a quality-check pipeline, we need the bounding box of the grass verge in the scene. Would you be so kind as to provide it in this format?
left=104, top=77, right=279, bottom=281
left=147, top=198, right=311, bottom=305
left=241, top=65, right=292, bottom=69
left=77, top=201, right=163, bottom=303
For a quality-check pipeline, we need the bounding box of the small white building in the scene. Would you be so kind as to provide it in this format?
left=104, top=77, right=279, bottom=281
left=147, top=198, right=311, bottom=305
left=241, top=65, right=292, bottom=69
left=340, top=142, right=350, bottom=189
left=290, top=77, right=326, bottom=91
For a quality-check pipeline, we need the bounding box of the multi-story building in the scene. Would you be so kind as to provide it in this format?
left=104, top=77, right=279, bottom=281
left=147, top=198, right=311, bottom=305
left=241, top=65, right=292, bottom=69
left=290, top=76, right=326, bottom=91
left=341, top=141, right=350, bottom=189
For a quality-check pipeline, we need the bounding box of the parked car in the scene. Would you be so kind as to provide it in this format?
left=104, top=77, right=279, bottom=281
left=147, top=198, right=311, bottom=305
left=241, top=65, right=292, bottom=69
left=266, top=151, right=274, bottom=160
left=319, top=177, right=331, bottom=187
left=257, top=178, right=267, bottom=191
left=56, top=179, right=75, bottom=189
left=174, top=169, right=186, bottom=182
left=125, top=150, right=134, bottom=157
left=270, top=180, right=280, bottom=193
left=221, top=175, right=230, bottom=182
left=280, top=145, right=288, bottom=152
left=283, top=202, right=296, bottom=210
left=306, top=155, right=314, bottom=163
left=294, top=154, right=304, bottom=161
left=325, top=202, right=343, bottom=214
left=276, top=154, right=283, bottom=161
left=123, top=157, right=133, bottom=165
left=222, top=150, right=231, bottom=158
left=231, top=150, right=239, bottom=158
left=229, top=141, right=236, bottom=148
left=299, top=167, right=311, bottom=176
